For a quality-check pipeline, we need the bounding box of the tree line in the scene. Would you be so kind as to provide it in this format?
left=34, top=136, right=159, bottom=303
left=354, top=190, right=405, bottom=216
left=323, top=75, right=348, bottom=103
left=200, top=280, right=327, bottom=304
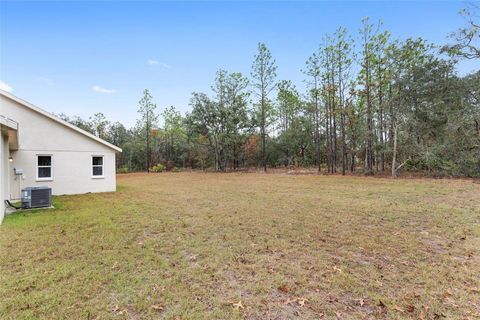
left=60, top=6, right=480, bottom=177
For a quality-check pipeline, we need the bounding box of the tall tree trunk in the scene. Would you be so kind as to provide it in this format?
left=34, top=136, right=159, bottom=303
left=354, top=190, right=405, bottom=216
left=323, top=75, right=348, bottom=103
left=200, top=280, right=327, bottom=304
left=392, top=124, right=398, bottom=178
left=332, top=75, right=337, bottom=173
left=329, top=83, right=335, bottom=173
left=146, top=109, right=150, bottom=172
left=365, top=49, right=374, bottom=173
left=314, top=78, right=321, bottom=172
left=261, top=89, right=267, bottom=172
left=351, top=138, right=356, bottom=173
left=388, top=84, right=394, bottom=151
left=378, top=64, right=385, bottom=172
left=338, top=62, right=346, bottom=176
left=325, top=91, right=331, bottom=173
left=361, top=26, right=375, bottom=175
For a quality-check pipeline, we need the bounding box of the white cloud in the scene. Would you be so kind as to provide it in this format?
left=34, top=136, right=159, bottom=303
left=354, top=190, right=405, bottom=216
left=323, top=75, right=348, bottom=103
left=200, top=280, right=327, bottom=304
left=0, top=80, right=13, bottom=92
left=147, top=59, right=171, bottom=69
left=36, top=76, right=54, bottom=87
left=92, top=85, right=116, bottom=94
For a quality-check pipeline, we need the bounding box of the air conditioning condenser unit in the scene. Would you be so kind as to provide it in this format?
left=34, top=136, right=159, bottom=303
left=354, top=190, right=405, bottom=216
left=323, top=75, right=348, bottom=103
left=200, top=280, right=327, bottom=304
left=21, top=187, right=52, bottom=209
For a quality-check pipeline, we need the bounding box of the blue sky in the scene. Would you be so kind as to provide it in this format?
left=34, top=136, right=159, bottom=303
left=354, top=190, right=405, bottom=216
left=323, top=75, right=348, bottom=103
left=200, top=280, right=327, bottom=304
left=1, top=1, right=478, bottom=127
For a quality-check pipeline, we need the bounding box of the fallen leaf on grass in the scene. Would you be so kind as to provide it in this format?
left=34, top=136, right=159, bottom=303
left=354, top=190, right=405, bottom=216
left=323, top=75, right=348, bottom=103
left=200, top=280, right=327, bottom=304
left=394, top=305, right=404, bottom=313
left=297, top=297, right=307, bottom=306
left=284, top=297, right=307, bottom=307
left=112, top=305, right=128, bottom=315
left=278, top=284, right=290, bottom=293
left=231, top=300, right=244, bottom=310
left=405, top=304, right=415, bottom=313
left=151, top=304, right=164, bottom=311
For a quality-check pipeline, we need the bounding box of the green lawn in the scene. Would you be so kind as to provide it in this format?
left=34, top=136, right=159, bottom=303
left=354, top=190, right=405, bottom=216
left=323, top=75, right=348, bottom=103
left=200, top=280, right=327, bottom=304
left=1, top=173, right=479, bottom=319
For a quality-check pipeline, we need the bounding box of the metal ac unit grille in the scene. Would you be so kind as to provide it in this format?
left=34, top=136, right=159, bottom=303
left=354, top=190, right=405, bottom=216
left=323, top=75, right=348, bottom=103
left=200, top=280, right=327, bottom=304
left=31, top=189, right=51, bottom=207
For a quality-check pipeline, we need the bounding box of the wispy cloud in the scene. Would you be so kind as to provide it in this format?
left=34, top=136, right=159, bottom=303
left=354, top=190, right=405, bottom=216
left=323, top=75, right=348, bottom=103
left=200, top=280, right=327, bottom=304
left=147, top=59, right=171, bottom=69
left=92, top=85, right=116, bottom=94
left=0, top=80, right=13, bottom=92
left=36, top=76, right=54, bottom=87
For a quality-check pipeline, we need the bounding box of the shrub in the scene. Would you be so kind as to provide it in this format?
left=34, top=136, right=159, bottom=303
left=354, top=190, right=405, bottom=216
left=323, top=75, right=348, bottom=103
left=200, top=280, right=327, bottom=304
left=150, top=163, right=166, bottom=172
left=117, top=167, right=129, bottom=174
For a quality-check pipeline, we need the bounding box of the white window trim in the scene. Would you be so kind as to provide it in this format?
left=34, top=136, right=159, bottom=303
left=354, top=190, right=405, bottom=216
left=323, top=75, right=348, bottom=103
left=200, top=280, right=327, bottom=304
left=36, top=154, right=53, bottom=181
left=92, top=155, right=105, bottom=179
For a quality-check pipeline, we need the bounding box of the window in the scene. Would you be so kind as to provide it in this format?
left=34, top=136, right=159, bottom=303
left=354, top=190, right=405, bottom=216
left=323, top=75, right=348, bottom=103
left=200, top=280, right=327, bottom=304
left=37, top=155, right=52, bottom=180
left=92, top=156, right=104, bottom=178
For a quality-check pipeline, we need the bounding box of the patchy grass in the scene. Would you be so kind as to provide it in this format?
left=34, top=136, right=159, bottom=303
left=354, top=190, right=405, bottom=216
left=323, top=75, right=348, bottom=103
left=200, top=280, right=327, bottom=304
left=1, top=173, right=479, bottom=319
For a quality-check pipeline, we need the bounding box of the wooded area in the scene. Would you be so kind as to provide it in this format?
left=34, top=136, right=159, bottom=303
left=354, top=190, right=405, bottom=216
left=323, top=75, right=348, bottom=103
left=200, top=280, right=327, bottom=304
left=60, top=5, right=479, bottom=177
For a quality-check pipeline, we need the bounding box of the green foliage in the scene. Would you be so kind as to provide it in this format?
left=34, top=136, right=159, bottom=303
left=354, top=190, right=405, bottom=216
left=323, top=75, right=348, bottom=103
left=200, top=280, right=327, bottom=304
left=187, top=70, right=252, bottom=171
left=59, top=11, right=479, bottom=177
left=149, top=163, right=166, bottom=172
left=89, top=112, right=109, bottom=140
left=117, top=166, right=129, bottom=174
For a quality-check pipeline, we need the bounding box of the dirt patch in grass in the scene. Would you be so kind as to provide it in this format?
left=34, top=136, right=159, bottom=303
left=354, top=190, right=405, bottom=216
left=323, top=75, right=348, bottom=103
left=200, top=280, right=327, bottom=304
left=1, top=172, right=479, bottom=319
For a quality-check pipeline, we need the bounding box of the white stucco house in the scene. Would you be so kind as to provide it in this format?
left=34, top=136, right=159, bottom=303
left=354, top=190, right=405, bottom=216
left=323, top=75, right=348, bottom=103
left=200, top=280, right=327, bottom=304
left=0, top=90, right=122, bottom=223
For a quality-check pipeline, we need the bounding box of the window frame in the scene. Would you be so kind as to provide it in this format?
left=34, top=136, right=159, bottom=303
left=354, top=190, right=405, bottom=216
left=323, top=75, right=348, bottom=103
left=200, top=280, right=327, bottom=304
left=36, top=154, right=53, bottom=181
left=91, top=155, right=105, bottom=179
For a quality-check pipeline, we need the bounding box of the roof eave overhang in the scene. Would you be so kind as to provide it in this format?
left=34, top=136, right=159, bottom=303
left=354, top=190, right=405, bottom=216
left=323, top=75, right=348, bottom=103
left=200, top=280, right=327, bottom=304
left=0, top=115, right=19, bottom=150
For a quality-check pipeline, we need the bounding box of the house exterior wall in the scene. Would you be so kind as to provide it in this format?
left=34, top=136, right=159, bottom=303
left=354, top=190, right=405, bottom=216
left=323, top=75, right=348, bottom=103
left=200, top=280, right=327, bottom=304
left=1, top=94, right=117, bottom=200
left=1, top=134, right=8, bottom=222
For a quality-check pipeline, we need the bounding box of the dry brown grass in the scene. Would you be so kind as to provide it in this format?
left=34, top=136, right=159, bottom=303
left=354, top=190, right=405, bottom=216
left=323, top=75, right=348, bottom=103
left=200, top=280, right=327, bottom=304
left=1, top=172, right=479, bottom=319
